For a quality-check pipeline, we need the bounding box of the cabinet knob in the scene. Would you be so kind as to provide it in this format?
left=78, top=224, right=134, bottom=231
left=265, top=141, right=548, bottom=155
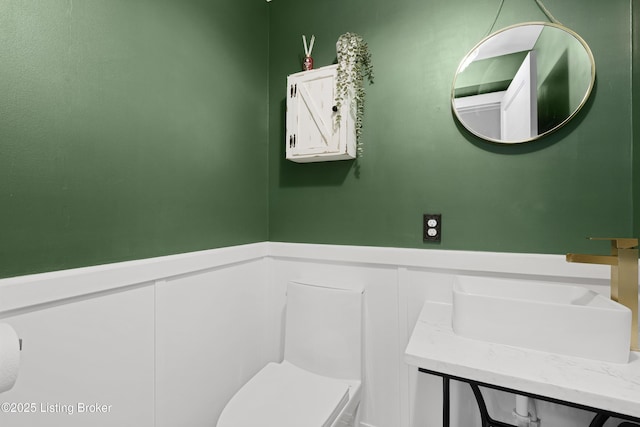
left=332, top=105, right=338, bottom=112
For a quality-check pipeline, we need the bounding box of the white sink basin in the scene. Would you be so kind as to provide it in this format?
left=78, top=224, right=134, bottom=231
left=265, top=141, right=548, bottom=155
left=452, top=275, right=631, bottom=363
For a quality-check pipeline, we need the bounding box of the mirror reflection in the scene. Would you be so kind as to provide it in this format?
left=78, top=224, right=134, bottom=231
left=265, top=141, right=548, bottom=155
left=452, top=22, right=595, bottom=144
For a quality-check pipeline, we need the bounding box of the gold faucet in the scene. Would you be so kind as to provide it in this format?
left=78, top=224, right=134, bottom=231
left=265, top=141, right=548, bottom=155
left=566, top=238, right=638, bottom=352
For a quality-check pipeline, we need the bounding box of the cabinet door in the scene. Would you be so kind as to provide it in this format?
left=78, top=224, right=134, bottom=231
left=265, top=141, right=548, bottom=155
left=286, top=66, right=341, bottom=158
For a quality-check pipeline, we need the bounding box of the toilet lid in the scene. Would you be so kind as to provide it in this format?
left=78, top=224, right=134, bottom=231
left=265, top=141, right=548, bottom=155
left=217, top=361, right=351, bottom=427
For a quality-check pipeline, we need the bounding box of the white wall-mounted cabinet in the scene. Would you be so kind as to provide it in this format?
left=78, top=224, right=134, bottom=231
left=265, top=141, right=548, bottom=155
left=286, top=64, right=356, bottom=163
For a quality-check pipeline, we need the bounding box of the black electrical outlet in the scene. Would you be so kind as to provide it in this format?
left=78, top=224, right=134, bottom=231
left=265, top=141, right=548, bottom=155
left=423, top=214, right=442, bottom=242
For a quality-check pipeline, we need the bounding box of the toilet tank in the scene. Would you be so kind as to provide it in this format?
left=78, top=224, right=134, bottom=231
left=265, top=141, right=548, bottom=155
left=284, top=280, right=364, bottom=381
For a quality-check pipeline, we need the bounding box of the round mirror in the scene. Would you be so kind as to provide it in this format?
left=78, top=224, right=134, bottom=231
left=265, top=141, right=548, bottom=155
left=451, top=22, right=595, bottom=144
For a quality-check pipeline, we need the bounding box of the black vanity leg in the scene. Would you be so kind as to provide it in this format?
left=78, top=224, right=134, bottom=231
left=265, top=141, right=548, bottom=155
left=443, top=376, right=450, bottom=427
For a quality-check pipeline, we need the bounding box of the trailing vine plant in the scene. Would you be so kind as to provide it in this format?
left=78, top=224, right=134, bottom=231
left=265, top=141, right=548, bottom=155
left=334, top=32, right=374, bottom=157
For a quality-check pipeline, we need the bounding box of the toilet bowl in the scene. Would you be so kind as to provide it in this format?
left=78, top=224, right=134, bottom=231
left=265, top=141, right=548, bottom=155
left=216, top=280, right=364, bottom=427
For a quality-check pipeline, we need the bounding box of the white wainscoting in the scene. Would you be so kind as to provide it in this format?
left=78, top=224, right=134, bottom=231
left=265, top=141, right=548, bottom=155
left=0, top=243, right=272, bottom=427
left=0, top=242, right=612, bottom=427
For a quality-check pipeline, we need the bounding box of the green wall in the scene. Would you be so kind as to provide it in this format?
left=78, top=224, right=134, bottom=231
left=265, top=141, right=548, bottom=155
left=0, top=0, right=269, bottom=278
left=268, top=0, right=634, bottom=255
left=2, top=0, right=637, bottom=279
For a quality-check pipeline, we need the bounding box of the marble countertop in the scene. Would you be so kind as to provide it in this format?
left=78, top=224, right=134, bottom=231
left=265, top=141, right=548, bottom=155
left=404, top=301, right=640, bottom=419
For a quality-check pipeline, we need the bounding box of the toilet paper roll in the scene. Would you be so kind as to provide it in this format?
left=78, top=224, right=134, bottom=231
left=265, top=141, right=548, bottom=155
left=0, top=323, right=20, bottom=394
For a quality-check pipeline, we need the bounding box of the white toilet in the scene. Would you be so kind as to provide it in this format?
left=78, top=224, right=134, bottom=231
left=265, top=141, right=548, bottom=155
left=216, top=280, right=364, bottom=427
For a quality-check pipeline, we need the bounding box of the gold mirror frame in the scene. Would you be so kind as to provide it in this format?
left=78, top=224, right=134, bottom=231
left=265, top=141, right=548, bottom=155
left=451, top=22, right=596, bottom=144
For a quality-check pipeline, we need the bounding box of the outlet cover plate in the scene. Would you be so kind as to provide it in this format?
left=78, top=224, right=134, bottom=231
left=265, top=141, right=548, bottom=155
left=423, top=214, right=442, bottom=242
